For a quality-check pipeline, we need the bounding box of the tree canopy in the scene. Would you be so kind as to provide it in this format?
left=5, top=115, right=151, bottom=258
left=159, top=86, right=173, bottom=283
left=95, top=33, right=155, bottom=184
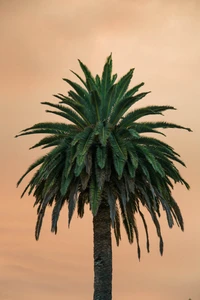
left=16, top=54, right=191, bottom=259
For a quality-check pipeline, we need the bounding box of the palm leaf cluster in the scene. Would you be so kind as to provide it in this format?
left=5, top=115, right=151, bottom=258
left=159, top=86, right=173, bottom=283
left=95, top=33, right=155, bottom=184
left=16, top=54, right=191, bottom=258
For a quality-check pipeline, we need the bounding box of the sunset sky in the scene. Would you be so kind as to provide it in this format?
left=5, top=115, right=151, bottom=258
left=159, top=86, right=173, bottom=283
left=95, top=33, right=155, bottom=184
left=1, top=1, right=200, bottom=299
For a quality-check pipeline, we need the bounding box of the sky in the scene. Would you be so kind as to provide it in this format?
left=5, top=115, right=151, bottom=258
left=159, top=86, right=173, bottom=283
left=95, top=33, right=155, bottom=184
left=0, top=0, right=200, bottom=299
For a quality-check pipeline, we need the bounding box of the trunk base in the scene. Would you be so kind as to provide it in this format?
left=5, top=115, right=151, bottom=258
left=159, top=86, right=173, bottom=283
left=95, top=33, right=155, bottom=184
left=93, top=201, right=112, bottom=300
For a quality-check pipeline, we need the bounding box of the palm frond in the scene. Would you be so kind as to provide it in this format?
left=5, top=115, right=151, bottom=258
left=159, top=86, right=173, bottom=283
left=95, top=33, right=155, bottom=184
left=96, top=146, right=107, bottom=169
left=30, top=135, right=66, bottom=149
left=131, top=121, right=192, bottom=132
left=120, top=105, right=176, bottom=128
left=51, top=195, right=65, bottom=234
left=101, top=54, right=112, bottom=98
left=17, top=155, right=46, bottom=187
left=138, top=208, right=150, bottom=253
left=42, top=102, right=86, bottom=129
left=124, top=82, right=145, bottom=98
left=78, top=59, right=96, bottom=92
left=110, top=92, right=150, bottom=126
left=114, top=68, right=134, bottom=103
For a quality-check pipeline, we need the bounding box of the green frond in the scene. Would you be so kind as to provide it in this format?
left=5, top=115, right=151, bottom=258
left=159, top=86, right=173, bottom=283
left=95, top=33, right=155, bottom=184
left=95, top=74, right=101, bottom=88
left=70, top=69, right=87, bottom=88
left=42, top=102, right=86, bottom=129
left=61, top=169, right=74, bottom=196
left=138, top=208, right=150, bottom=252
left=71, top=127, right=92, bottom=147
left=128, top=148, right=139, bottom=169
left=115, top=68, right=134, bottom=103
left=135, top=183, right=153, bottom=211
left=101, top=54, right=112, bottom=98
left=118, top=198, right=133, bottom=244
left=128, top=209, right=141, bottom=259
left=130, top=123, right=166, bottom=136
left=133, top=136, right=175, bottom=151
left=113, top=155, right=126, bottom=178
left=156, top=150, right=186, bottom=167
left=35, top=192, right=54, bottom=240
left=128, top=128, right=141, bottom=138
left=51, top=196, right=65, bottom=234
left=30, top=135, right=66, bottom=149
left=99, top=124, right=111, bottom=146
left=136, top=145, right=165, bottom=177
left=53, top=94, right=91, bottom=125
left=117, top=180, right=128, bottom=210
left=96, top=146, right=107, bottom=169
left=40, top=167, right=62, bottom=201
left=62, top=78, right=89, bottom=99
left=111, top=73, right=117, bottom=85
left=17, top=122, right=77, bottom=134
left=74, top=160, right=85, bottom=177
left=62, top=146, right=76, bottom=179
left=35, top=209, right=45, bottom=241
left=124, top=82, right=145, bottom=98
left=78, top=59, right=96, bottom=92
left=170, top=197, right=184, bottom=230
left=66, top=90, right=95, bottom=123
left=124, top=171, right=136, bottom=196
left=120, top=105, right=176, bottom=128
left=110, top=92, right=150, bottom=126
left=132, top=121, right=192, bottom=132
left=42, top=141, right=60, bottom=149
left=16, top=129, right=67, bottom=138
left=109, top=132, right=127, bottom=160
left=150, top=210, right=164, bottom=255
left=103, top=83, right=117, bottom=119
left=76, top=128, right=95, bottom=156
left=20, top=170, right=40, bottom=198
left=90, top=90, right=101, bottom=121
left=17, top=155, right=46, bottom=187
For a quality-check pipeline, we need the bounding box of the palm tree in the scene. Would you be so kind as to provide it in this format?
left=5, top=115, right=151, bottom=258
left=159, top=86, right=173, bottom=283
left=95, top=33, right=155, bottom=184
left=16, top=54, right=191, bottom=300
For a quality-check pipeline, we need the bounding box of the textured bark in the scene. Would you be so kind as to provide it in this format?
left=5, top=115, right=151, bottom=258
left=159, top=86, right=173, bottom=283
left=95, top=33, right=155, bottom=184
left=93, top=201, right=112, bottom=300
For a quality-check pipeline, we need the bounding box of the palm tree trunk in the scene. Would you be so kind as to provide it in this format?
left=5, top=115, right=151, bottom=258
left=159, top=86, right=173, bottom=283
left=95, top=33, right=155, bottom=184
left=93, top=200, right=112, bottom=300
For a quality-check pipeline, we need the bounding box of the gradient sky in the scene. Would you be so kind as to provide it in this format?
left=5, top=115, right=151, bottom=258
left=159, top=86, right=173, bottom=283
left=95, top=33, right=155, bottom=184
left=1, top=1, right=200, bottom=299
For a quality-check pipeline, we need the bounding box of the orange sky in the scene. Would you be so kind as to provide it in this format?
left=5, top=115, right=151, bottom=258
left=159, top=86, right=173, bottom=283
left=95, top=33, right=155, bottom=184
left=1, top=1, right=200, bottom=299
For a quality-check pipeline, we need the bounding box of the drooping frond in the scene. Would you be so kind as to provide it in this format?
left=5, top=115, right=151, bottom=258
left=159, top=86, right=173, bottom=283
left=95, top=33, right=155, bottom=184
left=17, top=155, right=46, bottom=187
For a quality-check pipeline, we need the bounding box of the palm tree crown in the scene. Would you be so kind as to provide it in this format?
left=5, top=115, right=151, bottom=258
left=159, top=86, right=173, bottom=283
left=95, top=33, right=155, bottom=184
left=16, top=54, right=191, bottom=258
